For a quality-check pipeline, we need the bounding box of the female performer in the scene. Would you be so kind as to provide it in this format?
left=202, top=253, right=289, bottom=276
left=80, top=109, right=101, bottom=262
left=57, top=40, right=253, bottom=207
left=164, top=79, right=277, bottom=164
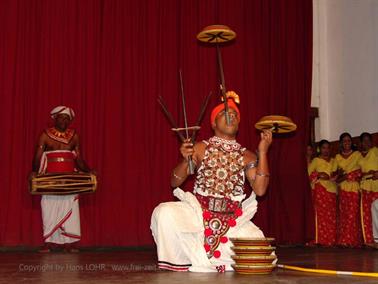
left=335, top=133, right=362, bottom=247
left=308, top=140, right=337, bottom=246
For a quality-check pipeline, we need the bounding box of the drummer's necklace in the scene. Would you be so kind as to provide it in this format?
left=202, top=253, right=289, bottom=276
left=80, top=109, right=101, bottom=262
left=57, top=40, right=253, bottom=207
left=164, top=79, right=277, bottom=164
left=46, top=127, right=75, bottom=144
left=51, top=127, right=72, bottom=138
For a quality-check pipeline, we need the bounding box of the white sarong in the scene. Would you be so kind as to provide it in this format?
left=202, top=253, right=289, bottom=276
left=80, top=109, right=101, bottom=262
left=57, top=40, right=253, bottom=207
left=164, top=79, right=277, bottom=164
left=41, top=195, right=81, bottom=244
left=151, top=188, right=265, bottom=272
left=372, top=199, right=378, bottom=243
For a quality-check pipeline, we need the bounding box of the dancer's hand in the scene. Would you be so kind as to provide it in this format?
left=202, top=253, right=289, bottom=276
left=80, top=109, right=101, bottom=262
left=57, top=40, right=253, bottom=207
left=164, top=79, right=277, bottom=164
left=180, top=139, right=194, bottom=160
left=318, top=172, right=330, bottom=180
left=373, top=170, right=378, bottom=180
left=258, top=130, right=273, bottom=154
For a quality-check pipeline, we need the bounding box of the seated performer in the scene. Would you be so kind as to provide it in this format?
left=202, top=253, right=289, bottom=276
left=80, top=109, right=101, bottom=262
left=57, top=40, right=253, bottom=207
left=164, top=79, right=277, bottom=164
left=151, top=94, right=272, bottom=272
left=32, top=106, right=90, bottom=253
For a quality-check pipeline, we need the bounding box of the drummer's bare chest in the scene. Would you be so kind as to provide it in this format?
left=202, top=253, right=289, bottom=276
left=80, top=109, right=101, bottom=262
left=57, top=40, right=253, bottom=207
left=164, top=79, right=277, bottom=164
left=45, top=137, right=75, bottom=151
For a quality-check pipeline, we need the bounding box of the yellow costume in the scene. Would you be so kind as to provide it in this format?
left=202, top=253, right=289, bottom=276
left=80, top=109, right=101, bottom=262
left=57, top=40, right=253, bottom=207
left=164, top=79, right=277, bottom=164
left=358, top=147, right=378, bottom=244
left=359, top=147, right=378, bottom=192
left=335, top=151, right=362, bottom=192
left=308, top=157, right=338, bottom=193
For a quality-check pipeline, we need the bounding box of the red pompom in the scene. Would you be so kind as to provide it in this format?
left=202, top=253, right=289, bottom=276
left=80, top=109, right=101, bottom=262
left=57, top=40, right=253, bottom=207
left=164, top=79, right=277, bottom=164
left=204, top=228, right=213, bottom=236
left=213, top=250, right=221, bottom=258
left=228, top=218, right=236, bottom=227
left=235, top=208, right=243, bottom=217
left=220, top=236, right=228, bottom=243
left=204, top=244, right=211, bottom=252
left=202, top=210, right=211, bottom=220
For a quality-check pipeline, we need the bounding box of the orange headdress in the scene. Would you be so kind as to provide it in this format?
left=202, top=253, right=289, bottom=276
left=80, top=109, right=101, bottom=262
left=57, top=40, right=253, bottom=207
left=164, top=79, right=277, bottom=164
left=210, top=91, right=240, bottom=125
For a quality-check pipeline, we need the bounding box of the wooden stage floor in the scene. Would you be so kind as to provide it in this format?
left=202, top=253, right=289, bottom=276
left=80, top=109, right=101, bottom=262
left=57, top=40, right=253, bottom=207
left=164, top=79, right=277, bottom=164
left=0, top=246, right=377, bottom=283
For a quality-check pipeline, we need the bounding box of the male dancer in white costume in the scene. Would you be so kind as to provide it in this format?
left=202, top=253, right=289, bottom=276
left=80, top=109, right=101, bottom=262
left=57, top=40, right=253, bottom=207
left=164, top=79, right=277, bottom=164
left=151, top=94, right=272, bottom=272
left=32, top=106, right=90, bottom=252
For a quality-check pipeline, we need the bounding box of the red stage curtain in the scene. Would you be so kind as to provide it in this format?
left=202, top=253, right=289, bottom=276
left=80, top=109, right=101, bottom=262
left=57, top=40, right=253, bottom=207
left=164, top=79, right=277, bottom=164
left=0, top=0, right=313, bottom=246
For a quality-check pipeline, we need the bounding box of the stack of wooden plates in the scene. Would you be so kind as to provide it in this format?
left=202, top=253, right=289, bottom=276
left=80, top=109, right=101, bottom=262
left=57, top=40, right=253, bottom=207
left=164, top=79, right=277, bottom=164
left=230, top=238, right=276, bottom=275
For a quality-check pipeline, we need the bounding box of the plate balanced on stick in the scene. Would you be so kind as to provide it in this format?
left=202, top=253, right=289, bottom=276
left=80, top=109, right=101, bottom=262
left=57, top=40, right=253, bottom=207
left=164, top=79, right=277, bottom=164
left=198, top=24, right=297, bottom=275
left=197, top=25, right=297, bottom=135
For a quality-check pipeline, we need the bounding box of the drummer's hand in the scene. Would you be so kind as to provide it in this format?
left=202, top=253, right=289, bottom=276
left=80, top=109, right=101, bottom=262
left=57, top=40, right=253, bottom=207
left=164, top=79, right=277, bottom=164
left=180, top=138, right=194, bottom=160
left=29, top=172, right=37, bottom=178
left=258, top=130, right=273, bottom=154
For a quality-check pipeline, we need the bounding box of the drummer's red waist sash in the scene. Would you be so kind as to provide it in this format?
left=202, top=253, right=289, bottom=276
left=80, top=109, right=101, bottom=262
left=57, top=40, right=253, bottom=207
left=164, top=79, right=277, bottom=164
left=45, top=151, right=76, bottom=173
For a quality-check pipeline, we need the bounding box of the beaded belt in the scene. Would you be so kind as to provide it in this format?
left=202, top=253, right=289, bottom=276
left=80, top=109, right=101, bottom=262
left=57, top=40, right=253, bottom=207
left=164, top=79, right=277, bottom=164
left=195, top=194, right=239, bottom=213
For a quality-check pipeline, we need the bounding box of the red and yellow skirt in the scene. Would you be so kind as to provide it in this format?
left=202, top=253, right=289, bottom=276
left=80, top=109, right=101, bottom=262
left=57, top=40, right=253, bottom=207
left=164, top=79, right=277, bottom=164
left=337, top=190, right=362, bottom=247
left=312, top=183, right=337, bottom=246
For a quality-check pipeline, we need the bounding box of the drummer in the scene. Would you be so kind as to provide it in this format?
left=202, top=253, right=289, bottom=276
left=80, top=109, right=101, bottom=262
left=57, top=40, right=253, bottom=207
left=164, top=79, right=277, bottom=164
left=32, top=106, right=91, bottom=253
left=151, top=92, right=273, bottom=272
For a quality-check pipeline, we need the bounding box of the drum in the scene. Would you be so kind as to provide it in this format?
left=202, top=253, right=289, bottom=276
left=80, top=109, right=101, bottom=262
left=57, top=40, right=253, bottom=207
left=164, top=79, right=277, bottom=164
left=29, top=172, right=97, bottom=195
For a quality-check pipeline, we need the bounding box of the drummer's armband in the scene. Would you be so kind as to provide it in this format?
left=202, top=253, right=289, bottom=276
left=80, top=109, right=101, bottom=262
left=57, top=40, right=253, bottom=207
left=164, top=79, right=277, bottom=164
left=245, top=160, right=258, bottom=173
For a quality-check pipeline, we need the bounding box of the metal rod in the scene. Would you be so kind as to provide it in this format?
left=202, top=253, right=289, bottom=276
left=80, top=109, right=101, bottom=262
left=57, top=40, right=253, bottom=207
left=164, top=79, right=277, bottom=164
left=179, top=69, right=195, bottom=174
left=216, top=39, right=230, bottom=125
left=157, top=96, right=185, bottom=141
left=179, top=70, right=190, bottom=140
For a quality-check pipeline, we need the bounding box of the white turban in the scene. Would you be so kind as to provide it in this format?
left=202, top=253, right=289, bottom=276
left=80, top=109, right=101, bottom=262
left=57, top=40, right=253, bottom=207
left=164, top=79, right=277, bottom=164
left=50, top=106, right=75, bottom=120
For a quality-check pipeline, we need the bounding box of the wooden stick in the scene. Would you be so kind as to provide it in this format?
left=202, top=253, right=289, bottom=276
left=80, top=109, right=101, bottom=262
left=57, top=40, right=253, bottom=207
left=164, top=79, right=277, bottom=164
left=172, top=126, right=201, bottom=132
left=216, top=40, right=230, bottom=125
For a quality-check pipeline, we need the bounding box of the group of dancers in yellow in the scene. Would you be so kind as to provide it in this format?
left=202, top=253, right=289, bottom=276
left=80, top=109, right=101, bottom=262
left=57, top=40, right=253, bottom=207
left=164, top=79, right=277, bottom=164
left=308, top=132, right=378, bottom=247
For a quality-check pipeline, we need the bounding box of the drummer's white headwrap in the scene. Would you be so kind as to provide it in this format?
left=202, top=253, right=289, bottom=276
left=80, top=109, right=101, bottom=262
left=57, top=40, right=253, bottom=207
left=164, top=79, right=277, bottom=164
left=50, top=106, right=75, bottom=120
